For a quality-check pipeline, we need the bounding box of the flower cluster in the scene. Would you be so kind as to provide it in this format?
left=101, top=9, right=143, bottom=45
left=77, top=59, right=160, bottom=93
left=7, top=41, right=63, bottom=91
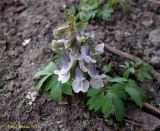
left=52, top=17, right=106, bottom=93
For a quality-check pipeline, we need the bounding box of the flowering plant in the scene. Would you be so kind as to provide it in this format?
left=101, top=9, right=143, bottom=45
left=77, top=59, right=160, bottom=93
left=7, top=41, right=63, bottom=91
left=34, top=16, right=153, bottom=121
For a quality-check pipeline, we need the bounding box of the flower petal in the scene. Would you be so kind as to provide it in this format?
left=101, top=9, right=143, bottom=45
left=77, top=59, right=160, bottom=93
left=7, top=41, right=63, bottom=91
left=90, top=79, right=104, bottom=89
left=81, top=45, right=96, bottom=63
left=75, top=68, right=85, bottom=81
left=79, top=60, right=88, bottom=72
left=72, top=79, right=89, bottom=93
left=88, top=64, right=106, bottom=79
left=58, top=71, right=70, bottom=83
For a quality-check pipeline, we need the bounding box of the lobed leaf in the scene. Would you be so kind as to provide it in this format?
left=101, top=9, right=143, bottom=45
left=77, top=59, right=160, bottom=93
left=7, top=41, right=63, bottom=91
left=61, top=83, right=72, bottom=96
left=102, top=92, right=112, bottom=118
left=102, top=63, right=112, bottom=73
left=87, top=88, right=102, bottom=97
left=109, top=77, right=128, bottom=84
left=112, top=94, right=125, bottom=121
left=44, top=75, right=57, bottom=91
left=36, top=74, right=52, bottom=91
left=50, top=82, right=62, bottom=102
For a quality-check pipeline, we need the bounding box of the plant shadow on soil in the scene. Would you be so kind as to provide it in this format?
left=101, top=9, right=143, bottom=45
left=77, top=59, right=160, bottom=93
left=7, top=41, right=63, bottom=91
left=0, top=0, right=160, bottom=130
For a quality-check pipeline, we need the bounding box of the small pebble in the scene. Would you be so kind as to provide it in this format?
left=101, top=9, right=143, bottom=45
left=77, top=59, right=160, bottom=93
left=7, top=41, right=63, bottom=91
left=22, top=39, right=31, bottom=46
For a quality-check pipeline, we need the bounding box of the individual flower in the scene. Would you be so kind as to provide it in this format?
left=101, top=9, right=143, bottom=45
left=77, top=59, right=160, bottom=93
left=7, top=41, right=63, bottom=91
left=64, top=35, right=76, bottom=49
left=52, top=39, right=65, bottom=51
left=95, top=43, right=104, bottom=54
left=72, top=68, right=89, bottom=93
left=79, top=60, right=88, bottom=72
left=53, top=25, right=68, bottom=38
left=88, top=64, right=106, bottom=89
left=80, top=45, right=96, bottom=63
left=54, top=52, right=74, bottom=83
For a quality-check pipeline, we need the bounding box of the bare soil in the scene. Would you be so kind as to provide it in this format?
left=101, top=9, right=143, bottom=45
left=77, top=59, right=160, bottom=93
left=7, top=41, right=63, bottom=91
left=0, top=0, right=160, bottom=131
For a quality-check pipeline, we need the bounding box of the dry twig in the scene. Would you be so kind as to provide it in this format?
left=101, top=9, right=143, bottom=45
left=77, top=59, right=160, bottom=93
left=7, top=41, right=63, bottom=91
left=148, top=0, right=160, bottom=5
left=143, top=102, right=160, bottom=115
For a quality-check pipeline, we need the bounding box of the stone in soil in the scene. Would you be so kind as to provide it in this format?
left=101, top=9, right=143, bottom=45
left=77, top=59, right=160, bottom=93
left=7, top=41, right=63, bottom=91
left=149, top=29, right=160, bottom=47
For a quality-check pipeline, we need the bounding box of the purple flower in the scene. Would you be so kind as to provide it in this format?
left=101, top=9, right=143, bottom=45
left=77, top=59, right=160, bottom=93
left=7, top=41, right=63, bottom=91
left=54, top=52, right=74, bottom=83
left=80, top=45, right=96, bottom=63
left=79, top=60, right=88, bottom=72
left=72, top=68, right=89, bottom=93
left=95, top=43, right=104, bottom=54
left=88, top=64, right=106, bottom=89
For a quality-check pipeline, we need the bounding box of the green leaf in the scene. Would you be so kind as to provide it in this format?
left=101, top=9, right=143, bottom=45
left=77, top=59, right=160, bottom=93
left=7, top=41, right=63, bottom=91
left=87, top=88, right=102, bottom=97
left=87, top=95, right=98, bottom=110
left=139, top=64, right=153, bottom=72
left=125, top=80, right=143, bottom=107
left=144, top=73, right=152, bottom=80
left=125, top=86, right=143, bottom=107
left=113, top=94, right=125, bottom=121
left=76, top=21, right=88, bottom=34
left=119, top=65, right=127, bottom=68
left=123, top=69, right=130, bottom=79
left=136, top=72, right=144, bottom=82
left=91, top=92, right=104, bottom=111
left=62, top=83, right=72, bottom=95
left=102, top=93, right=112, bottom=118
left=125, top=61, right=129, bottom=67
left=33, top=70, right=51, bottom=79
left=44, top=75, right=57, bottom=91
left=80, top=0, right=98, bottom=11
left=50, top=82, right=62, bottom=102
left=33, top=62, right=56, bottom=79
left=54, top=51, right=63, bottom=65
left=109, top=77, right=128, bottom=84
left=96, top=4, right=113, bottom=20
left=110, top=84, right=128, bottom=100
left=79, top=12, right=93, bottom=22
left=135, top=60, right=144, bottom=67
left=36, top=74, right=51, bottom=91
left=130, top=68, right=135, bottom=74
left=53, top=25, right=68, bottom=38
left=44, top=62, right=57, bottom=73
left=87, top=91, right=104, bottom=111
left=102, top=63, right=112, bottom=73
left=65, top=6, right=76, bottom=16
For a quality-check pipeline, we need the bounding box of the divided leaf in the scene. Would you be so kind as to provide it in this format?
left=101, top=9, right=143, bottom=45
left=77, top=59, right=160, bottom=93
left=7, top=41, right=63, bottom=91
left=102, top=92, right=112, bottom=118
left=125, top=80, right=143, bottom=107
left=61, top=83, right=72, bottom=95
left=33, top=62, right=56, bottom=79
left=80, top=0, right=98, bottom=11
left=44, top=75, right=57, bottom=91
left=96, top=4, right=113, bottom=20
left=87, top=88, right=102, bottom=97
left=102, top=63, right=112, bottom=73
left=109, top=77, right=128, bottom=84
left=36, top=74, right=51, bottom=91
left=50, top=82, right=62, bottom=102
left=112, top=94, right=125, bottom=121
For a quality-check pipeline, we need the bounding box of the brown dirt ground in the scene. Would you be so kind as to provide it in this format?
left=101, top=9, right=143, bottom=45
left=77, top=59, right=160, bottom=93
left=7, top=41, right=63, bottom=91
left=0, top=0, right=160, bottom=131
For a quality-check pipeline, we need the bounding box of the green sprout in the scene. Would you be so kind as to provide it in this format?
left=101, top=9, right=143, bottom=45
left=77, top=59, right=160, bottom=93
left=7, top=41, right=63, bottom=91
left=65, top=0, right=132, bottom=22
left=119, top=61, right=153, bottom=82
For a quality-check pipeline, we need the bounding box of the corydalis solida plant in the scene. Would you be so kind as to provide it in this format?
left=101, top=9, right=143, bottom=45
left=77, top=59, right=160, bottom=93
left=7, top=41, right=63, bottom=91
left=34, top=16, right=152, bottom=121
left=52, top=16, right=106, bottom=93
